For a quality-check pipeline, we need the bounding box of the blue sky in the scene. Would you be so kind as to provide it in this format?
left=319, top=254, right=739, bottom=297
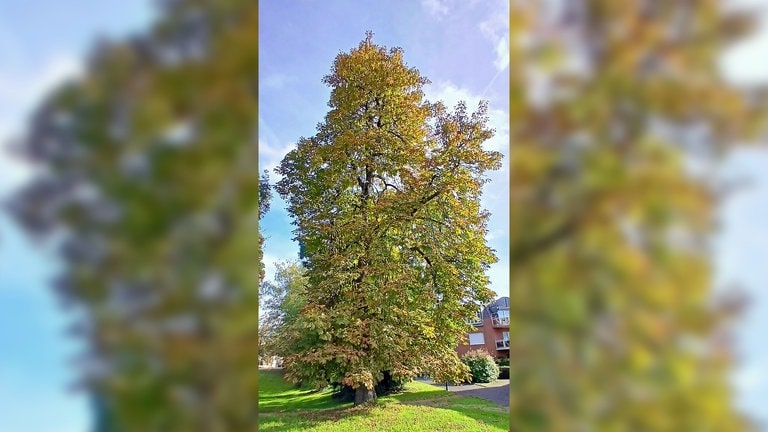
left=0, top=1, right=766, bottom=431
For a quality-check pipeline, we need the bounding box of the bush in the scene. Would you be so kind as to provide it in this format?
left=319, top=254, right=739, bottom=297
left=461, top=349, right=499, bottom=384
left=496, top=357, right=510, bottom=367
left=498, top=365, right=509, bottom=379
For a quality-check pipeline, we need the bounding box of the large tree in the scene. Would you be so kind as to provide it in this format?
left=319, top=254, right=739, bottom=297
left=508, top=1, right=767, bottom=430
left=275, top=33, right=502, bottom=404
left=7, top=1, right=260, bottom=431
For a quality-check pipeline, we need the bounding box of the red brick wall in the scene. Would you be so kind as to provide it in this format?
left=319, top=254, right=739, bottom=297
left=456, top=318, right=509, bottom=359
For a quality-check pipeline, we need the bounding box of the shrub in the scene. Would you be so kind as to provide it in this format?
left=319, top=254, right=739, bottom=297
left=496, top=357, right=510, bottom=367
left=461, top=349, right=499, bottom=384
left=498, top=365, right=510, bottom=379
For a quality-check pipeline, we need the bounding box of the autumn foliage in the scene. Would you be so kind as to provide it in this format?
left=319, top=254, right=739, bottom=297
left=275, top=33, right=502, bottom=404
left=508, top=1, right=767, bottom=430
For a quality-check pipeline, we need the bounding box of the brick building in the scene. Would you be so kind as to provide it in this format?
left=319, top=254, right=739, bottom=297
left=456, top=296, right=510, bottom=359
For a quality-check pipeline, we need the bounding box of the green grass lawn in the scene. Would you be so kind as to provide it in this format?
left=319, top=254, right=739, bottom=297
left=258, top=369, right=509, bottom=431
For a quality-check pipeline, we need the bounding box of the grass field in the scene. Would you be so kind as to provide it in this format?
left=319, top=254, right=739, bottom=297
left=258, top=369, right=510, bottom=431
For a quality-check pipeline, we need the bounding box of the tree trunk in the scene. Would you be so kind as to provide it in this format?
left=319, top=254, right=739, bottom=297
left=353, top=385, right=377, bottom=406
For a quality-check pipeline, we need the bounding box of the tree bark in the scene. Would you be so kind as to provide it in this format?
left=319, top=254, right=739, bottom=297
left=354, top=385, right=377, bottom=406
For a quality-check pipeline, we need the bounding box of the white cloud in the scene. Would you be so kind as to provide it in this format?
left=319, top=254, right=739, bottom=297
left=261, top=252, right=281, bottom=284
left=425, top=81, right=509, bottom=153
left=721, top=19, right=768, bottom=85
left=479, top=1, right=510, bottom=71
left=261, top=73, right=296, bottom=90
left=486, top=227, right=508, bottom=242
left=421, top=0, right=450, bottom=18
left=0, top=54, right=82, bottom=199
left=492, top=35, right=510, bottom=71
left=0, top=55, right=82, bottom=111
left=0, top=146, right=34, bottom=200
left=258, top=137, right=295, bottom=178
left=733, top=364, right=768, bottom=392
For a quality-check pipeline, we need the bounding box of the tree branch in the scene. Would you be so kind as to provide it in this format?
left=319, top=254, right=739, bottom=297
left=510, top=215, right=582, bottom=265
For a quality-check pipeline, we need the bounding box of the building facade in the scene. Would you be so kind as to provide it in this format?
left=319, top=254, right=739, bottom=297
left=456, top=296, right=510, bottom=359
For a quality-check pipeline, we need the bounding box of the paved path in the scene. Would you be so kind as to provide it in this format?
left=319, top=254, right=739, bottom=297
left=423, top=379, right=510, bottom=407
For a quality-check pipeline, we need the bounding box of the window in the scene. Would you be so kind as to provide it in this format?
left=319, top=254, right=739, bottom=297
left=502, top=331, right=509, bottom=341
left=468, top=332, right=485, bottom=345
left=492, top=309, right=510, bottom=326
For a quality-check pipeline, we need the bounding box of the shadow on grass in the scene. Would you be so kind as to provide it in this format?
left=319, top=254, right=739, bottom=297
left=386, top=388, right=454, bottom=402
left=258, top=404, right=376, bottom=432
left=258, top=374, right=509, bottom=431
left=259, top=397, right=508, bottom=432
left=258, top=369, right=351, bottom=413
left=259, top=389, right=350, bottom=412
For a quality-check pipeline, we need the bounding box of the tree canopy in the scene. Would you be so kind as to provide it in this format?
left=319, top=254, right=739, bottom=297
left=275, top=33, right=503, bottom=404
left=7, top=1, right=260, bottom=430
left=508, top=1, right=767, bottom=430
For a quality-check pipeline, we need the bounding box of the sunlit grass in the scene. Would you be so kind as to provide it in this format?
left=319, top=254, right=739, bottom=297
left=257, top=369, right=509, bottom=431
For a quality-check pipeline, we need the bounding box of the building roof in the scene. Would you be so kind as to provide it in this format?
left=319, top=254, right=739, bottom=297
left=481, top=296, right=509, bottom=319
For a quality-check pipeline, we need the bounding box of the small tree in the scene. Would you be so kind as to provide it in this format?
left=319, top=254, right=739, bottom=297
left=461, top=349, right=499, bottom=384
left=276, top=33, right=501, bottom=405
left=258, top=261, right=308, bottom=361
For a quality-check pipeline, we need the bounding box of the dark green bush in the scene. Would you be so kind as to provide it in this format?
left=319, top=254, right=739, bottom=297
left=496, top=357, right=510, bottom=367
left=498, top=365, right=509, bottom=379
left=461, top=349, right=499, bottom=384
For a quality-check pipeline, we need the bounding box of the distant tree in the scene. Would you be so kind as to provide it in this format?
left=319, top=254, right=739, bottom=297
left=508, top=1, right=767, bottom=430
left=7, top=1, right=260, bottom=430
left=275, top=33, right=502, bottom=405
left=259, top=170, right=272, bottom=219
left=258, top=260, right=307, bottom=363
left=259, top=170, right=271, bottom=282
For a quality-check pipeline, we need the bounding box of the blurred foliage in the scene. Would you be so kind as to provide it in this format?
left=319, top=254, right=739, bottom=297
left=275, top=33, right=502, bottom=404
left=509, top=1, right=767, bottom=431
left=7, top=0, right=259, bottom=431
